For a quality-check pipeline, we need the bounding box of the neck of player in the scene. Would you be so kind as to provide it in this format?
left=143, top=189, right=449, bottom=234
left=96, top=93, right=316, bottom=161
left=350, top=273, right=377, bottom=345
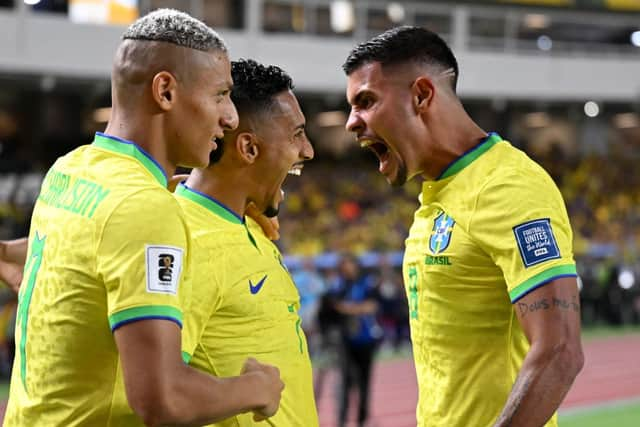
left=185, top=168, right=249, bottom=219
left=104, top=114, right=177, bottom=183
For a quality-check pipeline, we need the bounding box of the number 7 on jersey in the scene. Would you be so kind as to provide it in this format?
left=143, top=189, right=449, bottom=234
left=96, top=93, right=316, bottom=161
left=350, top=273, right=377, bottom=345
left=16, top=231, right=46, bottom=391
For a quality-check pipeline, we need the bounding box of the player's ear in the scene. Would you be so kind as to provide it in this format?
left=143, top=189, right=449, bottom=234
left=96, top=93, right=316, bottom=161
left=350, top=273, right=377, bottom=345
left=412, top=76, right=435, bottom=113
left=151, top=71, right=178, bottom=111
left=236, top=132, right=259, bottom=164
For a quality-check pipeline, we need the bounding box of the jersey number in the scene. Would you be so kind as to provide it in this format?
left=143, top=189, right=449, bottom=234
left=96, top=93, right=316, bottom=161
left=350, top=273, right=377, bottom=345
left=288, top=303, right=304, bottom=354
left=408, top=266, right=419, bottom=320
left=16, top=231, right=46, bottom=391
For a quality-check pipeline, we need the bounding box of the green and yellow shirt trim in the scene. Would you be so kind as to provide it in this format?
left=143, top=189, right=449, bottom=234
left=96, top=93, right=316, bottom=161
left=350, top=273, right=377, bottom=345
left=509, top=264, right=578, bottom=303
left=109, top=305, right=183, bottom=331
left=437, top=132, right=503, bottom=180
left=93, top=132, right=168, bottom=187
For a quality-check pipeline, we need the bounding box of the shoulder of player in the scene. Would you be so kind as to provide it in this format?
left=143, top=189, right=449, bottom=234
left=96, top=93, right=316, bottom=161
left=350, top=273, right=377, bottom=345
left=100, top=186, right=184, bottom=228
left=475, top=146, right=559, bottom=196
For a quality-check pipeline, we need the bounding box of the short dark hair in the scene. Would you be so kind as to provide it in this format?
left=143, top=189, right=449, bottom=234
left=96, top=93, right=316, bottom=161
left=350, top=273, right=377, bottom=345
left=231, top=59, right=294, bottom=117
left=343, top=26, right=459, bottom=91
left=209, top=59, right=294, bottom=164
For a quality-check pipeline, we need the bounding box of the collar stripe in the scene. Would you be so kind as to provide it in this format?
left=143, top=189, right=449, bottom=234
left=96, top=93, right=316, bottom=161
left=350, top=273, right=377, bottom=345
left=437, top=132, right=503, bottom=180
left=92, top=132, right=168, bottom=187
left=174, top=183, right=244, bottom=225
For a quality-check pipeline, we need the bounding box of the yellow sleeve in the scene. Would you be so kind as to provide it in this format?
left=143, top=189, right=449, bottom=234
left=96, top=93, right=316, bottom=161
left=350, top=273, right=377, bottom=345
left=96, top=188, right=190, bottom=332
left=470, top=167, right=577, bottom=303
left=181, top=238, right=225, bottom=362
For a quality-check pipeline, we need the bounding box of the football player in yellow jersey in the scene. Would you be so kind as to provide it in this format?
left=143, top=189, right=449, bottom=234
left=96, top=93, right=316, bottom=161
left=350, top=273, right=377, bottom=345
left=176, top=59, right=318, bottom=427
left=4, top=9, right=284, bottom=427
left=343, top=27, right=584, bottom=427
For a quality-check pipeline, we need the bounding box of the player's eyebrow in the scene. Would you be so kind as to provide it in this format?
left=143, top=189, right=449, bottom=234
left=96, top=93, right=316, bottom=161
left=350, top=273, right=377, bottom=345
left=350, top=89, right=371, bottom=107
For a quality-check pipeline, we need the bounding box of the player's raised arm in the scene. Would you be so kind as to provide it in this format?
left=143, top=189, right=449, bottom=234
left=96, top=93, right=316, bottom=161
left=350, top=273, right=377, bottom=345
left=493, top=277, right=583, bottom=427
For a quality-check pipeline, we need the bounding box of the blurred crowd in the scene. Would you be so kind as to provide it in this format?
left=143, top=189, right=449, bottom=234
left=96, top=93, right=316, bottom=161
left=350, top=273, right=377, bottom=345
left=277, top=157, right=420, bottom=256
left=0, top=142, right=638, bottom=397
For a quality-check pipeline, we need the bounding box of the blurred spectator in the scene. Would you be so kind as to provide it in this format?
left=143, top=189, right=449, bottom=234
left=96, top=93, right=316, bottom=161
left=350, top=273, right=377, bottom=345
left=375, top=256, right=409, bottom=352
left=292, top=258, right=326, bottom=334
left=292, top=258, right=329, bottom=397
left=329, top=254, right=383, bottom=427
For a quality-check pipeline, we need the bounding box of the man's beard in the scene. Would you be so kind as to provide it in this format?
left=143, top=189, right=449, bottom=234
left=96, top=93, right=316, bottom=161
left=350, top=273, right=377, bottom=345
left=390, top=161, right=408, bottom=187
left=263, top=205, right=280, bottom=218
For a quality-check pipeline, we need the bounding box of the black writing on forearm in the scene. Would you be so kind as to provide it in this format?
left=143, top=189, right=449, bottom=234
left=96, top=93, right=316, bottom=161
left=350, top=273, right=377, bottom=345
left=493, top=372, right=533, bottom=427
left=517, top=296, right=579, bottom=318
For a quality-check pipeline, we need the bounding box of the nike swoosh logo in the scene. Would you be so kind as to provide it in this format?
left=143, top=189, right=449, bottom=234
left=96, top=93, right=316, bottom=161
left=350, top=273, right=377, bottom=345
left=249, top=275, right=268, bottom=295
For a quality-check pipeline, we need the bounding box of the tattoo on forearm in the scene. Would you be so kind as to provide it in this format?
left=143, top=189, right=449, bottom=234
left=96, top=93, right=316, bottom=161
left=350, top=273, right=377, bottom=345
left=494, top=373, right=533, bottom=427
left=517, top=296, right=580, bottom=317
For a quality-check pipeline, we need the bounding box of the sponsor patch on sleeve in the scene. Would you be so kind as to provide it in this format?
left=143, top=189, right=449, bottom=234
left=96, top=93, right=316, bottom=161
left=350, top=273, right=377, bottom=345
left=145, top=245, right=183, bottom=295
left=513, top=218, right=560, bottom=268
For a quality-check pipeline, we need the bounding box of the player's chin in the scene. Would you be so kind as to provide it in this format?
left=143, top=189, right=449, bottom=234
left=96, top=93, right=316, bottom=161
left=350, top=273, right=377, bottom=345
left=179, top=148, right=211, bottom=169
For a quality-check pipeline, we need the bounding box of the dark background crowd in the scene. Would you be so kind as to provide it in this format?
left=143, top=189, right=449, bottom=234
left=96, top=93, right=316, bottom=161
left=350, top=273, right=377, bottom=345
left=1, top=134, right=640, bottom=378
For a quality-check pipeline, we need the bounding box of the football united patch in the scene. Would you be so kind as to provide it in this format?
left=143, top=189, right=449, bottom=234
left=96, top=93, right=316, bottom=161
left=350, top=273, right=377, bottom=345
left=430, top=212, right=455, bottom=254
left=513, top=218, right=560, bottom=267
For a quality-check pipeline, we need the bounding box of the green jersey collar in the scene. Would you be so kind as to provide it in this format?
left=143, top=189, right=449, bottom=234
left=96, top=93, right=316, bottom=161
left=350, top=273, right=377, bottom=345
left=175, top=183, right=244, bottom=225
left=437, top=132, right=503, bottom=180
left=92, top=132, right=168, bottom=187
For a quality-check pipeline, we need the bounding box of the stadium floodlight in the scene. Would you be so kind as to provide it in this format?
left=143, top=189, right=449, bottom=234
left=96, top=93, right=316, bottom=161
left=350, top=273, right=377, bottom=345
left=536, top=35, right=552, bottom=51
left=613, top=113, right=640, bottom=129
left=24, top=0, right=41, bottom=5
left=524, top=112, right=550, bottom=128
left=584, top=101, right=600, bottom=118
left=618, top=269, right=635, bottom=290
left=387, top=3, right=406, bottom=24
left=524, top=14, right=549, bottom=30
left=330, top=1, right=355, bottom=33
left=631, top=31, right=640, bottom=47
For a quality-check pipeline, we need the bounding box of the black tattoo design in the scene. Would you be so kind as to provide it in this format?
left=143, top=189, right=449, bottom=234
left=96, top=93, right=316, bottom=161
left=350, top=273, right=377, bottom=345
left=493, top=373, right=533, bottom=426
left=517, top=296, right=580, bottom=317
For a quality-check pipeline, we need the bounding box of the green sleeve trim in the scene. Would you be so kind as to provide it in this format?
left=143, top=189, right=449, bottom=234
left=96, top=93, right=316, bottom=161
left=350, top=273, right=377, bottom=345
left=182, top=351, right=192, bottom=364
left=109, top=305, right=183, bottom=331
left=509, top=264, right=577, bottom=303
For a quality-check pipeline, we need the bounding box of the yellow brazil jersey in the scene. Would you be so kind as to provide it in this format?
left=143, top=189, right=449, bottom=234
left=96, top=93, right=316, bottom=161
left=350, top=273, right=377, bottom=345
left=5, top=133, right=191, bottom=427
left=403, top=133, right=576, bottom=427
left=175, top=183, right=318, bottom=427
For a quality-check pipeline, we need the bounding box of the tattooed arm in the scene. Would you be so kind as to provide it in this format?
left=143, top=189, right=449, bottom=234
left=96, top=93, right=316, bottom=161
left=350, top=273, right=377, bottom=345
left=493, top=276, right=584, bottom=427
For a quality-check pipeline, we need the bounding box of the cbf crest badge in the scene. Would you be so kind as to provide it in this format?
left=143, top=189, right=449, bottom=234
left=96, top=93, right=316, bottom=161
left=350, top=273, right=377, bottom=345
left=430, top=212, right=455, bottom=254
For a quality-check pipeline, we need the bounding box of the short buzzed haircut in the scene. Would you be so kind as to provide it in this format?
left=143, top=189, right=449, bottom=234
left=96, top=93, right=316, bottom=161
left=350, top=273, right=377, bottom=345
left=343, top=26, right=459, bottom=91
left=122, top=8, right=227, bottom=53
